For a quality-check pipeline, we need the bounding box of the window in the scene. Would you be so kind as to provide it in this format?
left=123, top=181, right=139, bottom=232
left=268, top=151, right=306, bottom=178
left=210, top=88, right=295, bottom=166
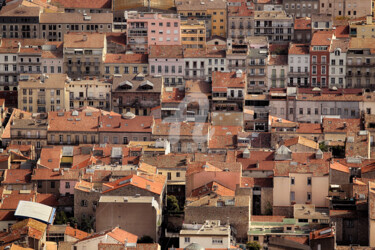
left=184, top=237, right=190, bottom=243
left=307, top=177, right=312, bottom=185
left=291, top=177, right=295, bottom=185
left=212, top=238, right=223, bottom=244
left=51, top=181, right=55, bottom=188
left=290, top=191, right=295, bottom=201
left=65, top=182, right=70, bottom=188
left=167, top=172, right=171, bottom=180
left=37, top=181, right=42, bottom=188
left=307, top=192, right=311, bottom=200
left=81, top=200, right=88, bottom=207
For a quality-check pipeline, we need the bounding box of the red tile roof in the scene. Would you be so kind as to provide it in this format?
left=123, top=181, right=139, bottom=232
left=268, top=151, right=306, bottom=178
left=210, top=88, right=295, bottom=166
left=0, top=191, right=36, bottom=210
left=149, top=45, right=184, bottom=58
left=322, top=118, right=361, bottom=133
left=104, top=54, right=148, bottom=64
left=294, top=17, right=311, bottom=30
left=334, top=25, right=350, bottom=38
left=32, top=168, right=79, bottom=181
left=65, top=226, right=90, bottom=240
left=51, top=0, right=111, bottom=8
left=162, top=88, right=185, bottom=103
left=212, top=71, right=246, bottom=89
left=296, top=123, right=323, bottom=134
left=76, top=227, right=137, bottom=244
left=330, top=161, right=350, bottom=173
left=48, top=111, right=100, bottom=132
left=310, top=30, right=334, bottom=46
left=288, top=43, right=310, bottom=55
left=99, top=114, right=153, bottom=133
left=102, top=174, right=166, bottom=195
left=38, top=147, right=61, bottom=169
left=191, top=181, right=235, bottom=197
left=310, top=227, right=334, bottom=240
left=2, top=169, right=32, bottom=184
left=236, top=151, right=275, bottom=172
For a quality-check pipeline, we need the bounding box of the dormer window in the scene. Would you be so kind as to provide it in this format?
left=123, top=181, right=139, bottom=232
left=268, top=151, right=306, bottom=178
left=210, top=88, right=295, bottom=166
left=335, top=49, right=340, bottom=56
left=140, top=80, right=154, bottom=90
left=119, top=80, right=132, bottom=90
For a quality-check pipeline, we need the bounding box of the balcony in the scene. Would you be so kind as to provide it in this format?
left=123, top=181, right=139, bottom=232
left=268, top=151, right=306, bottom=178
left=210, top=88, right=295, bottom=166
left=12, top=135, right=47, bottom=139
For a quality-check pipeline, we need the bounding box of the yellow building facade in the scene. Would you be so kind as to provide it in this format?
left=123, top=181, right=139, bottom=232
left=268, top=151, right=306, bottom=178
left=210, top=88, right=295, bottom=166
left=181, top=20, right=206, bottom=48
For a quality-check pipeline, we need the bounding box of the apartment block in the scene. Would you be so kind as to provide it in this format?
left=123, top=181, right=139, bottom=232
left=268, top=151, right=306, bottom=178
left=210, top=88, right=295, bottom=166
left=310, top=31, right=333, bottom=87
left=63, top=33, right=106, bottom=79
left=149, top=45, right=185, bottom=86
left=126, top=12, right=181, bottom=53
left=329, top=39, right=348, bottom=88
left=103, top=53, right=148, bottom=78
left=252, top=11, right=294, bottom=43
left=180, top=19, right=206, bottom=48
left=288, top=43, right=310, bottom=87
left=227, top=0, right=253, bottom=44
left=0, top=3, right=40, bottom=39
left=39, top=12, right=113, bottom=42
left=319, top=0, right=371, bottom=19
left=18, top=74, right=70, bottom=113
left=176, top=0, right=227, bottom=37
left=283, top=0, right=319, bottom=17
left=67, top=78, right=111, bottom=110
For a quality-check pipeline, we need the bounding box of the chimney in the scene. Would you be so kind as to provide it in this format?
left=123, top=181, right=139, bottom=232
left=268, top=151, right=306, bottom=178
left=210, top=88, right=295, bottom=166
left=236, top=69, right=243, bottom=78
left=83, top=34, right=87, bottom=41
left=367, top=15, right=372, bottom=25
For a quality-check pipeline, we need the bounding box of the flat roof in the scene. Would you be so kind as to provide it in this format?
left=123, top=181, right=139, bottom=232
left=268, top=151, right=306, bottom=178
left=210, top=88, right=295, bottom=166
left=15, top=200, right=56, bottom=224
left=99, top=196, right=154, bottom=204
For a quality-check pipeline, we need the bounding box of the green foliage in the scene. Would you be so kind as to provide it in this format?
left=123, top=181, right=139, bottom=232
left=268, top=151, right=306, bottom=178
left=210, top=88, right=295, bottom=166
left=54, top=211, right=68, bottom=225
left=264, top=201, right=273, bottom=216
left=137, top=235, right=154, bottom=243
left=80, top=217, right=93, bottom=232
left=319, top=141, right=329, bottom=152
left=246, top=241, right=261, bottom=250
left=167, top=195, right=180, bottom=212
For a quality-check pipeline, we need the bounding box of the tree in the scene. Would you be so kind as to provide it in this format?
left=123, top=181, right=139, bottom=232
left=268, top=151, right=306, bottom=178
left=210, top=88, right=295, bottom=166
left=264, top=201, right=273, bottom=216
left=137, top=235, right=154, bottom=243
left=246, top=241, right=261, bottom=250
left=54, top=211, right=68, bottom=225
left=167, top=195, right=180, bottom=212
left=319, top=141, right=329, bottom=152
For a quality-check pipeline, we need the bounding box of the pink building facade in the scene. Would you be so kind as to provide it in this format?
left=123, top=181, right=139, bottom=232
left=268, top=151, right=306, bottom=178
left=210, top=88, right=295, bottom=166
left=149, top=45, right=185, bottom=86
left=60, top=180, right=78, bottom=196
left=127, top=13, right=181, bottom=53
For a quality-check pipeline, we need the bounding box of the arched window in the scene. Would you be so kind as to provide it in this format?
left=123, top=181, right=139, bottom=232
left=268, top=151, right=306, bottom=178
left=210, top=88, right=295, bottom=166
left=335, top=49, right=340, bottom=56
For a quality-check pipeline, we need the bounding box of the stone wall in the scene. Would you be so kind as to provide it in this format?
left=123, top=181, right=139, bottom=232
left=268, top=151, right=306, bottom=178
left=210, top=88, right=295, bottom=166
left=184, top=205, right=250, bottom=242
left=273, top=206, right=293, bottom=218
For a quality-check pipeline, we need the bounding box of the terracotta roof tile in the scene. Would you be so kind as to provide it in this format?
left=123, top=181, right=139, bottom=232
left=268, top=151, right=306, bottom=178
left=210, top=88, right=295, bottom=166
left=64, top=33, right=105, bottom=49
left=48, top=110, right=100, bottom=132
left=149, top=45, right=183, bottom=58
left=283, top=136, right=319, bottom=150
left=99, top=114, right=153, bottom=133
left=294, top=17, right=311, bottom=30
left=65, top=226, right=90, bottom=240
left=330, top=161, right=350, bottom=173
left=191, top=181, right=235, bottom=197
left=51, top=0, right=111, bottom=9
left=236, top=151, right=274, bottom=172
left=251, top=215, right=285, bottom=222
left=32, top=168, right=79, bottom=181
left=38, top=147, right=61, bottom=169
left=102, top=174, right=165, bottom=195
left=212, top=71, right=246, bottom=89
left=2, top=170, right=32, bottom=184
left=105, top=54, right=148, bottom=64
left=153, top=119, right=209, bottom=137
left=310, top=30, right=334, bottom=46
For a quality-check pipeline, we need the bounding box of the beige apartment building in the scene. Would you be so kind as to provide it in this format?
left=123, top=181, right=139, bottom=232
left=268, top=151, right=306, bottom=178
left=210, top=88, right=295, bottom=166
left=346, top=38, right=375, bottom=89
left=63, top=33, right=106, bottom=79
left=39, top=12, right=113, bottom=42
left=67, top=79, right=112, bottom=110
left=319, top=0, right=371, bottom=19
left=103, top=53, right=148, bottom=78
left=18, top=74, right=70, bottom=113
left=227, top=0, right=253, bottom=44
left=349, top=16, right=375, bottom=38
left=176, top=0, right=227, bottom=37
left=252, top=11, right=294, bottom=43
left=180, top=20, right=206, bottom=49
